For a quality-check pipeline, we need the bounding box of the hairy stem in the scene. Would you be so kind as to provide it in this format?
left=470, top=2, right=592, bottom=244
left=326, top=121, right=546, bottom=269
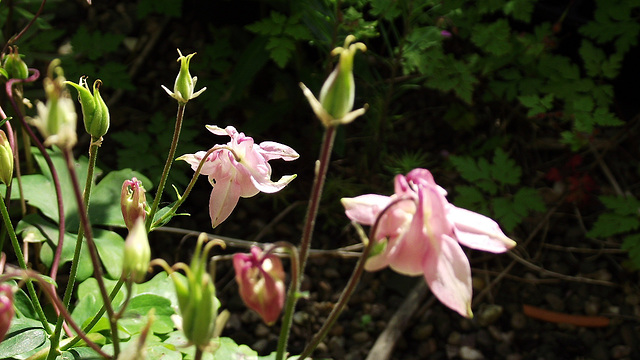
left=146, top=103, right=185, bottom=232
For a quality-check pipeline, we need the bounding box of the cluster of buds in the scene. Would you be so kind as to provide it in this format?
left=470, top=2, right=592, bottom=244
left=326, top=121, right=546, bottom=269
left=171, top=233, right=222, bottom=349
left=65, top=77, right=110, bottom=140
left=28, top=60, right=77, bottom=150
left=233, top=246, right=285, bottom=325
left=161, top=49, right=206, bottom=105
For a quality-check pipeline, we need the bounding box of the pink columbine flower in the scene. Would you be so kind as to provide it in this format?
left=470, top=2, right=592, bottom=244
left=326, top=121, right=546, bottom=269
left=341, top=168, right=516, bottom=317
left=179, top=125, right=299, bottom=228
left=121, top=177, right=147, bottom=231
left=0, top=284, right=14, bottom=343
left=233, top=246, right=286, bottom=325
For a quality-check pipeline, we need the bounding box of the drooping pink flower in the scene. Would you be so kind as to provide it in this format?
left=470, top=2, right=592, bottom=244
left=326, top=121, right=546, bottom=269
left=121, top=177, right=147, bottom=231
left=341, top=168, right=516, bottom=317
left=179, top=125, right=298, bottom=228
left=233, top=246, right=286, bottom=325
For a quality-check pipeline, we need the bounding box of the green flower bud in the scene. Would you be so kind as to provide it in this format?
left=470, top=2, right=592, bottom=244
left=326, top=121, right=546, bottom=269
left=300, top=35, right=367, bottom=127
left=161, top=49, right=206, bottom=105
left=122, top=218, right=151, bottom=283
left=3, top=47, right=29, bottom=80
left=65, top=77, right=110, bottom=139
left=171, top=233, right=223, bottom=349
left=28, top=60, right=77, bottom=149
left=0, top=130, right=13, bottom=186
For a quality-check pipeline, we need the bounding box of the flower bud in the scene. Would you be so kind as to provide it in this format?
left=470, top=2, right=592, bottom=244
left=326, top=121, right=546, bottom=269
left=65, top=77, right=110, bottom=139
left=2, top=47, right=29, bottom=80
left=300, top=35, right=367, bottom=127
left=0, top=284, right=14, bottom=343
left=319, top=35, right=366, bottom=120
left=121, top=177, right=147, bottom=231
left=28, top=60, right=77, bottom=149
left=233, top=246, right=285, bottom=325
left=172, top=233, right=222, bottom=349
left=161, top=49, right=206, bottom=105
left=0, top=131, right=13, bottom=186
left=122, top=218, right=150, bottom=283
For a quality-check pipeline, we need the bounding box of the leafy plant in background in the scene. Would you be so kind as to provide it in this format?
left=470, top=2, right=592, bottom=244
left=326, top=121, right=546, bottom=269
left=450, top=148, right=545, bottom=232
left=588, top=195, right=640, bottom=270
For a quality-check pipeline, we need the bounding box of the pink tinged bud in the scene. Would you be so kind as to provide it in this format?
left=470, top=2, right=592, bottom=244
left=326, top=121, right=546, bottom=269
left=341, top=168, right=516, bottom=318
left=0, top=130, right=13, bottom=185
left=0, top=284, right=14, bottom=343
left=233, top=247, right=285, bottom=325
left=121, top=177, right=147, bottom=230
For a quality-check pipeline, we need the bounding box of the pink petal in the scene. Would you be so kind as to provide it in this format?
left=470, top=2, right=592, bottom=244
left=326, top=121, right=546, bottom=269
left=259, top=141, right=299, bottom=161
left=177, top=151, right=218, bottom=176
left=209, top=173, right=243, bottom=228
left=423, top=234, right=473, bottom=318
left=386, top=217, right=428, bottom=276
left=341, top=194, right=392, bottom=226
left=448, top=206, right=516, bottom=253
left=206, top=124, right=238, bottom=138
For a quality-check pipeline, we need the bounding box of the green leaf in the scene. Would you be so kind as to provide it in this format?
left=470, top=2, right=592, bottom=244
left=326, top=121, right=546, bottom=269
left=491, top=149, right=521, bottom=186
left=71, top=26, right=125, bottom=61
left=503, top=0, right=535, bottom=22
left=588, top=213, right=640, bottom=238
left=212, top=337, right=259, bottom=359
left=0, top=318, right=47, bottom=359
left=453, top=185, right=488, bottom=215
left=119, top=294, right=175, bottom=336
left=450, top=155, right=497, bottom=194
left=137, top=0, right=182, bottom=18
left=518, top=94, right=554, bottom=117
left=266, top=36, right=295, bottom=68
left=471, top=19, right=513, bottom=56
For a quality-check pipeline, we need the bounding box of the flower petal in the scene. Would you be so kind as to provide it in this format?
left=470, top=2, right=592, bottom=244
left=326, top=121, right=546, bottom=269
left=448, top=206, right=516, bottom=253
left=423, top=234, right=473, bottom=318
left=209, top=173, right=243, bottom=228
left=341, top=194, right=391, bottom=226
left=259, top=141, right=300, bottom=161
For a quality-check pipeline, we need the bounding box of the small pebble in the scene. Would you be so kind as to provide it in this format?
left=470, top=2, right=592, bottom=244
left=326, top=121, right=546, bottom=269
left=323, top=267, right=341, bottom=279
left=254, top=323, right=270, bottom=338
left=611, top=345, right=631, bottom=359
left=476, top=304, right=503, bottom=327
left=293, top=312, right=309, bottom=325
left=459, top=346, right=484, bottom=360
left=411, top=324, right=434, bottom=341
left=510, top=312, right=527, bottom=329
left=544, top=293, right=565, bottom=311
left=251, top=339, right=269, bottom=354
left=448, top=331, right=461, bottom=345
left=352, top=331, right=370, bottom=343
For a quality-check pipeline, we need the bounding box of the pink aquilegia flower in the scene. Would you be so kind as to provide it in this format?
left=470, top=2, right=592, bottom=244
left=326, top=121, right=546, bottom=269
left=179, top=125, right=299, bottom=228
left=233, top=246, right=286, bottom=325
left=341, top=168, right=516, bottom=317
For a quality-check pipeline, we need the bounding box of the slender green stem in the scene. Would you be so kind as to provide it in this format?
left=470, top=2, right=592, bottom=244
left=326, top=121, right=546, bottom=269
left=62, top=149, right=120, bottom=356
left=62, top=278, right=125, bottom=350
left=0, top=194, right=50, bottom=332
left=276, top=125, right=336, bottom=360
left=151, top=147, right=216, bottom=228
left=147, top=103, right=186, bottom=232
left=272, top=243, right=300, bottom=360
left=47, top=140, right=100, bottom=360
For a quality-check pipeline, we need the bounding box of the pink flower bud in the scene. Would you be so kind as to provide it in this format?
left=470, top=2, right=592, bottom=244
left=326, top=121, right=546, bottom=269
left=0, top=284, right=14, bottom=343
left=233, top=246, right=285, bottom=325
left=121, top=177, right=147, bottom=230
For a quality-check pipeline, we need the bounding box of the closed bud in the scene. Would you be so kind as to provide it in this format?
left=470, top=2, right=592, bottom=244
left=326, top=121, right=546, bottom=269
left=161, top=49, right=206, bottom=105
left=122, top=218, right=151, bottom=283
left=233, top=246, right=285, bottom=325
left=172, top=233, right=222, bottom=349
left=0, top=131, right=13, bottom=186
left=66, top=77, right=110, bottom=139
left=0, top=284, right=14, bottom=343
left=300, top=35, right=367, bottom=127
left=3, top=47, right=29, bottom=80
left=121, top=177, right=147, bottom=231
